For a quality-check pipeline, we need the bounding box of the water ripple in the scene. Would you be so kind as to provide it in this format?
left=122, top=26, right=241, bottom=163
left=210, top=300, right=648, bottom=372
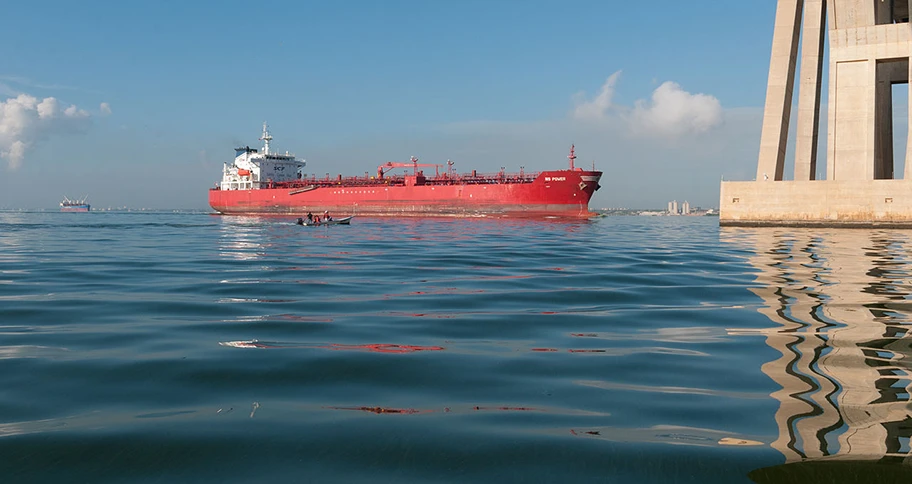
left=3, top=212, right=912, bottom=481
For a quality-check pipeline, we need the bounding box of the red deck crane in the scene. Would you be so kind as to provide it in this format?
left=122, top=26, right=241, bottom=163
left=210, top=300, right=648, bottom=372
left=377, top=156, right=442, bottom=178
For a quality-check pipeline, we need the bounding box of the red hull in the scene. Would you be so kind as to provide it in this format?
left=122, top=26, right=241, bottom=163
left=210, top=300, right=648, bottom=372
left=210, top=170, right=602, bottom=217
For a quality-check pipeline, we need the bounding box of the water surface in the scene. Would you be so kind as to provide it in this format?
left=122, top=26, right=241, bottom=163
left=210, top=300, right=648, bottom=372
left=1, top=212, right=910, bottom=482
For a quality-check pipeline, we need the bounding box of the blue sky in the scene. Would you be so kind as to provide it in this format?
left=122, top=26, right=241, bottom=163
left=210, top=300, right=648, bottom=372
left=0, top=1, right=813, bottom=209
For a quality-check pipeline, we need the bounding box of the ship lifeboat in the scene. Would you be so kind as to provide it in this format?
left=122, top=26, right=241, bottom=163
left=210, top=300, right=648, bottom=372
left=237, top=168, right=251, bottom=176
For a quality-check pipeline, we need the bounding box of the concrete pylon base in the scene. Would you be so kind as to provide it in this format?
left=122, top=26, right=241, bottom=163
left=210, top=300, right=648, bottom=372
left=720, top=180, right=912, bottom=227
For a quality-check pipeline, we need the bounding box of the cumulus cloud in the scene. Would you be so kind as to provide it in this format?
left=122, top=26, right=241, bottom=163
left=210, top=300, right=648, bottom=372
left=573, top=70, right=622, bottom=120
left=37, top=97, right=59, bottom=119
left=631, top=81, right=722, bottom=137
left=573, top=72, right=722, bottom=138
left=0, top=94, right=93, bottom=170
left=100, top=102, right=112, bottom=116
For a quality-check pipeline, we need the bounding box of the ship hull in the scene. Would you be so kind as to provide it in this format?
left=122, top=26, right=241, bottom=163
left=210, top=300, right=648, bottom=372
left=209, top=170, right=602, bottom=217
left=60, top=205, right=90, bottom=212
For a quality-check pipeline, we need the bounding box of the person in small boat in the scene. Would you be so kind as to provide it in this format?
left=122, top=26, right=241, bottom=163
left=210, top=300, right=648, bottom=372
left=296, top=217, right=304, bottom=225
left=324, top=211, right=333, bottom=222
left=306, top=212, right=313, bottom=224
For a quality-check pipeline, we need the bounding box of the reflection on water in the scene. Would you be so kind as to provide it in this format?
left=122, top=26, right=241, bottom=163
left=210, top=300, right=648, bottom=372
left=217, top=215, right=274, bottom=261
left=0, top=213, right=28, bottom=267
left=723, top=228, right=912, bottom=481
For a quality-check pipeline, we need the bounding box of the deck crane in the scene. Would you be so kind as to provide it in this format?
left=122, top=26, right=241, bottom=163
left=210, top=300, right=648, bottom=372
left=377, top=156, right=442, bottom=178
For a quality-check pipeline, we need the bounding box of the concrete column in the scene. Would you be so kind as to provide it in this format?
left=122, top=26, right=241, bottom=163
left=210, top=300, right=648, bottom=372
left=794, top=0, right=827, bottom=181
left=906, top=59, right=912, bottom=179
left=831, top=59, right=877, bottom=181
left=867, top=59, right=877, bottom=181
left=757, top=0, right=804, bottom=182
left=826, top=48, right=836, bottom=180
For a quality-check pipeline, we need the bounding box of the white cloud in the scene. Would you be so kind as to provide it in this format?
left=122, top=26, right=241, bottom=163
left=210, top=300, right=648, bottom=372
left=64, top=104, right=89, bottom=118
left=37, top=97, right=59, bottom=119
left=573, top=70, right=622, bottom=120
left=6, top=141, right=26, bottom=168
left=0, top=93, right=93, bottom=170
left=631, top=81, right=722, bottom=137
left=573, top=71, right=723, bottom=138
left=100, top=102, right=112, bottom=116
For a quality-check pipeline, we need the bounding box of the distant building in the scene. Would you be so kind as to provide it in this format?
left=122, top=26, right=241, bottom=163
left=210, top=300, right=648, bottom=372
left=682, top=201, right=690, bottom=215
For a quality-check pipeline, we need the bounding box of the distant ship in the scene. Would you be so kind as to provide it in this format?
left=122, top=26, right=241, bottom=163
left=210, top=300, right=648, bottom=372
left=209, top=123, right=603, bottom=217
left=60, top=196, right=90, bottom=212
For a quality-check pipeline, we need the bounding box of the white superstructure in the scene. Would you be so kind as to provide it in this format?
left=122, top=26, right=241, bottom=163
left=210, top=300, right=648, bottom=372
left=219, top=123, right=306, bottom=190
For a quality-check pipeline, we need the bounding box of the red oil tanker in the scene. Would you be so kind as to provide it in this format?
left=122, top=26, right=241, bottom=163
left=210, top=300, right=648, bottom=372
left=209, top=124, right=602, bottom=217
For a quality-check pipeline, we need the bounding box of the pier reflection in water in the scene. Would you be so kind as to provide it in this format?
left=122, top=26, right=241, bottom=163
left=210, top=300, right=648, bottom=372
left=723, top=228, right=912, bottom=482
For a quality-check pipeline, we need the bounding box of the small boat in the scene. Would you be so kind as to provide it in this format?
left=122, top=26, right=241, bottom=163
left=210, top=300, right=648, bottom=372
left=296, top=216, right=353, bottom=226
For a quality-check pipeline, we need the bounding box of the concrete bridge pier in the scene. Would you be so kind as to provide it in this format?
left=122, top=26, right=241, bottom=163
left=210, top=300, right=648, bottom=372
left=721, top=0, right=912, bottom=227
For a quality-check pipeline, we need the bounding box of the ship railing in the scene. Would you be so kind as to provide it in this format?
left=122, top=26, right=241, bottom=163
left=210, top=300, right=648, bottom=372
left=268, top=171, right=541, bottom=189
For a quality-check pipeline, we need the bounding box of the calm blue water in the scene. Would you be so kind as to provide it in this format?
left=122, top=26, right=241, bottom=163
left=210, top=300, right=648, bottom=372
left=1, top=211, right=911, bottom=483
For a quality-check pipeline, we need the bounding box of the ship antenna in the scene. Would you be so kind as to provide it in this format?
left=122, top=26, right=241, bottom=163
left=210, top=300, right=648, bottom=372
left=260, top=121, right=273, bottom=155
left=568, top=144, right=576, bottom=170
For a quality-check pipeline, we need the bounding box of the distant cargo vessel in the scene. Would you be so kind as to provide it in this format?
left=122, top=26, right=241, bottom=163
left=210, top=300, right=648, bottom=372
left=209, top=124, right=603, bottom=217
left=60, top=196, right=90, bottom=212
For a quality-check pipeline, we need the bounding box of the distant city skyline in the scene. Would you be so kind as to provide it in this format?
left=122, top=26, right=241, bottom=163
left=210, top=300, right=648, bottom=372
left=2, top=1, right=897, bottom=210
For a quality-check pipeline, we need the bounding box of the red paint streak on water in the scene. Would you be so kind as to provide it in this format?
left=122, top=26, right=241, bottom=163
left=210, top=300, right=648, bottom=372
left=226, top=341, right=616, bottom=355
left=474, top=275, right=533, bottom=280
left=404, top=288, right=486, bottom=296
left=387, top=312, right=457, bottom=319
left=321, top=343, right=446, bottom=353
left=325, top=405, right=551, bottom=416
left=473, top=406, right=542, bottom=412
left=329, top=406, right=426, bottom=415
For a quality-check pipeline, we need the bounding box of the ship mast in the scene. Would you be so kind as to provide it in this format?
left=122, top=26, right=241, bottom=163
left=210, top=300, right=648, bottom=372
left=568, top=144, right=576, bottom=170
left=260, top=122, right=273, bottom=155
